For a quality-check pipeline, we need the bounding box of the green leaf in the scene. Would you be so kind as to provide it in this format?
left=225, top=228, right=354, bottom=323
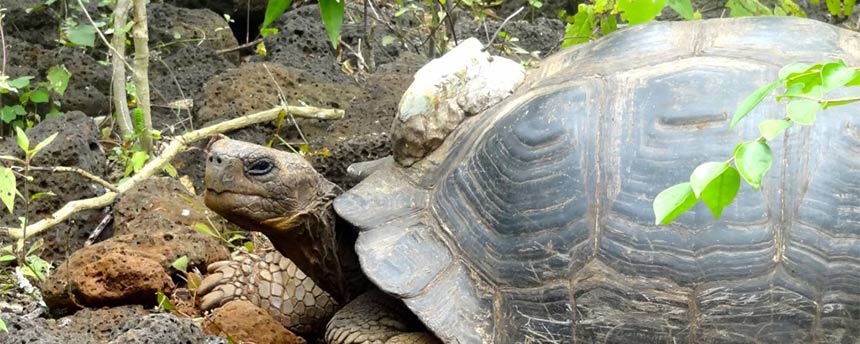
left=156, top=291, right=174, bottom=312
left=562, top=4, right=595, bottom=47
left=263, top=0, right=293, bottom=28
left=193, top=222, right=217, bottom=238
left=599, top=15, right=617, bottom=36
left=730, top=80, right=778, bottom=129
left=784, top=70, right=824, bottom=98
left=734, top=141, right=773, bottom=190
left=668, top=0, right=695, bottom=19
left=845, top=0, right=856, bottom=16
left=0, top=317, right=6, bottom=332
left=15, top=127, right=29, bottom=152
left=690, top=162, right=730, bottom=197
left=259, top=27, right=278, bottom=39
left=171, top=255, right=188, bottom=273
left=780, top=0, right=807, bottom=17
left=0, top=168, right=15, bottom=214
left=825, top=0, right=841, bottom=15
left=778, top=62, right=813, bottom=81
left=162, top=163, right=178, bottom=177
left=726, top=0, right=773, bottom=16
left=696, top=164, right=741, bottom=219
left=30, top=191, right=55, bottom=201
left=381, top=35, right=395, bottom=47
left=29, top=89, right=49, bottom=103
left=758, top=119, right=793, bottom=140
left=0, top=255, right=15, bottom=262
left=617, top=0, right=668, bottom=24
left=130, top=151, right=148, bottom=174
left=653, top=182, right=698, bottom=225
left=821, top=61, right=858, bottom=92
left=45, top=108, right=63, bottom=118
left=47, top=65, right=71, bottom=95
left=66, top=24, right=97, bottom=47
left=32, top=132, right=58, bottom=157
left=8, top=76, right=33, bottom=89
left=786, top=99, right=820, bottom=125
left=116, top=20, right=135, bottom=36
left=319, top=0, right=344, bottom=49
left=0, top=105, right=26, bottom=124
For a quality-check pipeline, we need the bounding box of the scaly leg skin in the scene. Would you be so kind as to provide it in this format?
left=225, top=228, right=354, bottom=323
left=198, top=251, right=338, bottom=334
left=325, top=289, right=441, bottom=344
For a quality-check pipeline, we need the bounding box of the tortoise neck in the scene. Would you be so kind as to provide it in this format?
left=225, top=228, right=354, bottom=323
left=262, top=181, right=353, bottom=303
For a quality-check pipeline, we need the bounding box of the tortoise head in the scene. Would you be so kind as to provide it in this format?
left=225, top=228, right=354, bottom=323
left=204, top=138, right=337, bottom=236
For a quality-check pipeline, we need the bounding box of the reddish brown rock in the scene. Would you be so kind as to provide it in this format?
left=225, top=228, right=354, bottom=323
left=44, top=244, right=173, bottom=314
left=204, top=300, right=306, bottom=344
left=44, top=177, right=232, bottom=316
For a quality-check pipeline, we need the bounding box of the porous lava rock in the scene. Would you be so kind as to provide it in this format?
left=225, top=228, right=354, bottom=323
left=0, top=111, right=106, bottom=262
left=43, top=177, right=230, bottom=315
left=148, top=3, right=241, bottom=63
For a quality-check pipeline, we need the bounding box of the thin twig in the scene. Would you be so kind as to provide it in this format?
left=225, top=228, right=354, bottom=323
left=5, top=104, right=344, bottom=239
left=25, top=166, right=118, bottom=192
left=0, top=8, right=7, bottom=75
left=484, top=6, right=525, bottom=52
left=215, top=38, right=264, bottom=54
left=155, top=58, right=193, bottom=131
left=364, top=2, right=419, bottom=54
left=436, top=0, right=458, bottom=46
left=84, top=206, right=112, bottom=246
left=262, top=64, right=308, bottom=145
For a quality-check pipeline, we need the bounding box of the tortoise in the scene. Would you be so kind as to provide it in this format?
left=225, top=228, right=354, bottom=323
left=200, top=16, right=860, bottom=343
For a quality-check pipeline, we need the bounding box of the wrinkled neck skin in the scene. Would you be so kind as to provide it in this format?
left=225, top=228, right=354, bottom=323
left=259, top=179, right=358, bottom=303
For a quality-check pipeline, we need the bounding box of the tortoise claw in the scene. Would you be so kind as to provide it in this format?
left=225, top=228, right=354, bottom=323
left=206, top=260, right=233, bottom=273
left=198, top=270, right=224, bottom=295
left=200, top=288, right=228, bottom=311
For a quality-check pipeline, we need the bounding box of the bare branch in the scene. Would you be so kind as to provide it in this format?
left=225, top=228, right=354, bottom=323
left=26, top=166, right=118, bottom=192
left=5, top=104, right=345, bottom=239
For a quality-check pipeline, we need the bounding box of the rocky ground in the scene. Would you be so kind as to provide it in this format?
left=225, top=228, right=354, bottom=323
left=0, top=0, right=855, bottom=343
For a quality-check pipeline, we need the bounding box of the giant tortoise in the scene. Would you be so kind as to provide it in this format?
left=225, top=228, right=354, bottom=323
left=200, top=16, right=860, bottom=343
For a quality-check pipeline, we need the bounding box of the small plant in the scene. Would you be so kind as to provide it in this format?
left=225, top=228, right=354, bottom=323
left=812, top=0, right=855, bottom=18
left=492, top=31, right=541, bottom=67
left=0, top=65, right=70, bottom=134
left=258, top=0, right=345, bottom=54
left=654, top=60, right=860, bottom=224
left=0, top=127, right=58, bottom=279
left=561, top=0, right=806, bottom=48
left=0, top=239, right=50, bottom=282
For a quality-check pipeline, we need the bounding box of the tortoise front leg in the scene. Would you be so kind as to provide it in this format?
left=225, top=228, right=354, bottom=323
left=198, top=251, right=338, bottom=334
left=325, top=289, right=440, bottom=344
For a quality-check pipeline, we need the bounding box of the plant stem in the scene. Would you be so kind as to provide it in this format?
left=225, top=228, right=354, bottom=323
left=131, top=0, right=153, bottom=153
left=110, top=0, right=134, bottom=135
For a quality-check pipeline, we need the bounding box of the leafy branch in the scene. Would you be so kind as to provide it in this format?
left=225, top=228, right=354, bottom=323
left=3, top=103, right=344, bottom=240
left=653, top=60, right=860, bottom=225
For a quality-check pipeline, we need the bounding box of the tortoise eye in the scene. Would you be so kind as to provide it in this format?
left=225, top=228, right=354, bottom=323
left=247, top=159, right=274, bottom=176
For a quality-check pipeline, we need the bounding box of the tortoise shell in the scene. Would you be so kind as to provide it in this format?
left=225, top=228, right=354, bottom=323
left=334, top=17, right=860, bottom=343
